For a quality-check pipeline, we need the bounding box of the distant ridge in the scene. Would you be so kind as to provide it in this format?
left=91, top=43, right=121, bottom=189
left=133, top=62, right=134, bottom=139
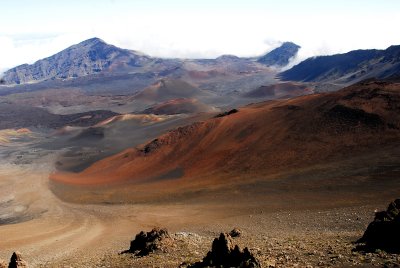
left=1, top=38, right=300, bottom=86
left=280, top=45, right=400, bottom=83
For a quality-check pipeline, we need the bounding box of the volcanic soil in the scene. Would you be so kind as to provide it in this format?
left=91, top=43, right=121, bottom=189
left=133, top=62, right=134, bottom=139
left=1, top=80, right=400, bottom=267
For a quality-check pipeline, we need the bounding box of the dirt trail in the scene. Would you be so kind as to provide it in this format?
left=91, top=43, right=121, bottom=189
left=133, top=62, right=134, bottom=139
left=0, top=152, right=219, bottom=267
left=0, top=155, right=108, bottom=266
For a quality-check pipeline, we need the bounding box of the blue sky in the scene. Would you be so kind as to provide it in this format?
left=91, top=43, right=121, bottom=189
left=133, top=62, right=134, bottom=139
left=1, top=0, right=400, bottom=72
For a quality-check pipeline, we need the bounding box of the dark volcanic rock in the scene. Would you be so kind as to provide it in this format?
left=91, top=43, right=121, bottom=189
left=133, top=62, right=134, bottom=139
left=356, top=199, right=400, bottom=252
left=258, top=42, right=300, bottom=67
left=229, top=228, right=242, bottom=238
left=189, top=233, right=260, bottom=268
left=141, top=139, right=162, bottom=154
left=126, top=227, right=171, bottom=256
left=8, top=251, right=28, bottom=268
left=214, top=109, right=239, bottom=118
left=324, top=105, right=384, bottom=129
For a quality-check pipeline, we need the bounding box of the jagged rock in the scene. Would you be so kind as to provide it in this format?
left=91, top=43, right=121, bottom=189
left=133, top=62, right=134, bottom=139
left=126, top=227, right=172, bottom=256
left=189, top=233, right=261, bottom=268
left=230, top=228, right=242, bottom=238
left=214, top=109, right=238, bottom=118
left=356, top=199, right=400, bottom=252
left=8, top=251, right=28, bottom=268
left=0, top=258, right=7, bottom=268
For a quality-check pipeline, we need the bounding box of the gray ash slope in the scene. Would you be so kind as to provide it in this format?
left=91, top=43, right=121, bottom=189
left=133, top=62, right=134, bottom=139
left=0, top=103, right=118, bottom=130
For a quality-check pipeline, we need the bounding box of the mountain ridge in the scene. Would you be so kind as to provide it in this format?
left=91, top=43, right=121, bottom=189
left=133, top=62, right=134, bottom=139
left=1, top=38, right=299, bottom=85
left=280, top=45, right=400, bottom=84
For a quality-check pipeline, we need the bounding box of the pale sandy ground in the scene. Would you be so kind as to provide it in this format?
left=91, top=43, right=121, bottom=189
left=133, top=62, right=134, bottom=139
left=1, top=144, right=400, bottom=267
left=0, top=147, right=229, bottom=267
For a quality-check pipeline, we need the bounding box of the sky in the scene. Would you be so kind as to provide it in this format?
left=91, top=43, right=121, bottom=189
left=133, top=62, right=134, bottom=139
left=1, top=0, right=400, bottom=73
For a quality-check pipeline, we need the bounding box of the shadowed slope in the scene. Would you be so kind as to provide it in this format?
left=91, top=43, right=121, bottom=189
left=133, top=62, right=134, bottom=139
left=280, top=45, right=400, bottom=84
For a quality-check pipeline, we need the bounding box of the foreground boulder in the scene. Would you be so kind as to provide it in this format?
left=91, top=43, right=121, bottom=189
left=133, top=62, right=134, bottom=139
left=125, top=227, right=172, bottom=256
left=356, top=199, right=400, bottom=252
left=8, top=252, right=28, bottom=268
left=189, top=233, right=260, bottom=268
left=229, top=228, right=242, bottom=238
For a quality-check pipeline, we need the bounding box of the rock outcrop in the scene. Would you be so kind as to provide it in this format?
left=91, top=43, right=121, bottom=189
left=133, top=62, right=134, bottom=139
left=189, top=233, right=260, bottom=268
left=229, top=228, right=242, bottom=238
left=8, top=251, right=28, bottom=268
left=126, top=227, right=172, bottom=256
left=214, top=109, right=238, bottom=118
left=356, top=199, right=400, bottom=252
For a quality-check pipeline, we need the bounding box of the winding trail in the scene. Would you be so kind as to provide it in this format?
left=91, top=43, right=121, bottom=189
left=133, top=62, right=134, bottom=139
left=0, top=155, right=110, bottom=266
left=0, top=152, right=212, bottom=267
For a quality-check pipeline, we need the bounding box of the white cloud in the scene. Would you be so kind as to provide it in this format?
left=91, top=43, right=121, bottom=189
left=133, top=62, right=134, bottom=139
left=1, top=2, right=400, bottom=73
left=0, top=33, right=91, bottom=74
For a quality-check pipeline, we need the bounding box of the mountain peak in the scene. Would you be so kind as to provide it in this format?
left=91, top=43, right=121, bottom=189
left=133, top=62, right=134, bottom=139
left=280, top=42, right=301, bottom=49
left=78, top=37, right=107, bottom=46
left=258, top=42, right=301, bottom=67
left=1, top=38, right=152, bottom=85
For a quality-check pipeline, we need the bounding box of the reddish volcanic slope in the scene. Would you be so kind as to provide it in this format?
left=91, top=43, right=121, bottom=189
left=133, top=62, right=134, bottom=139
left=142, top=98, right=217, bottom=115
left=51, top=80, right=400, bottom=189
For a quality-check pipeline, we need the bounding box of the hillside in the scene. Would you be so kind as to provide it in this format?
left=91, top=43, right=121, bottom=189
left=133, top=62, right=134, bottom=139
left=51, top=79, right=400, bottom=202
left=280, top=45, right=400, bottom=84
left=132, top=79, right=215, bottom=103
left=142, top=98, right=217, bottom=115
left=243, top=82, right=312, bottom=98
